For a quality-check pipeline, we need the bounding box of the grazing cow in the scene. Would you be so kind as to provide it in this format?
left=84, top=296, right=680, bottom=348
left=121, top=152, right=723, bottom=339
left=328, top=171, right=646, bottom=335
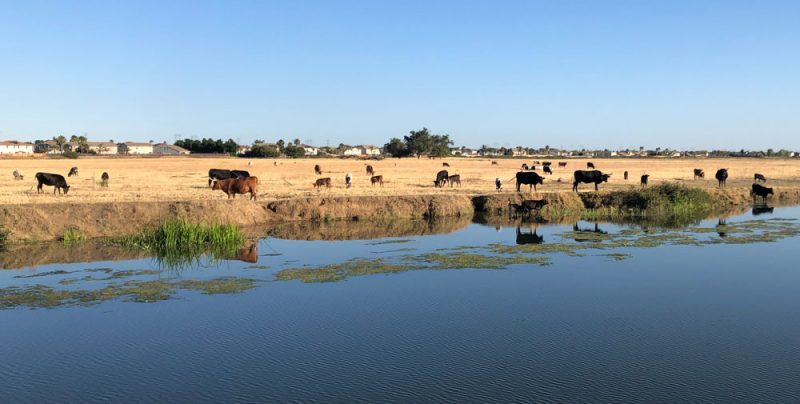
left=68, top=167, right=79, bottom=177
left=370, top=175, right=384, bottom=187
left=515, top=227, right=544, bottom=245
left=208, top=168, right=249, bottom=187
left=442, top=162, right=450, bottom=167
left=313, top=177, right=332, bottom=189
left=447, top=174, right=461, bottom=187
left=515, top=171, right=545, bottom=192
left=521, top=163, right=529, bottom=170
left=12, top=170, right=23, bottom=180
left=586, top=162, right=595, bottom=169
left=212, top=177, right=259, bottom=200
left=624, top=171, right=629, bottom=180
left=495, top=177, right=502, bottom=191
left=751, top=183, right=773, bottom=204
left=694, top=169, right=705, bottom=179
left=100, top=172, right=109, bottom=187
left=754, top=173, right=767, bottom=183
left=366, top=165, right=374, bottom=176
left=314, top=165, right=322, bottom=175
left=491, top=160, right=498, bottom=165
left=542, top=161, right=552, bottom=166
left=434, top=170, right=449, bottom=187
left=543, top=165, right=553, bottom=175
left=35, top=172, right=70, bottom=194
left=641, top=174, right=650, bottom=187
left=558, top=162, right=567, bottom=168
left=573, top=170, right=611, bottom=192
left=715, top=169, right=728, bottom=187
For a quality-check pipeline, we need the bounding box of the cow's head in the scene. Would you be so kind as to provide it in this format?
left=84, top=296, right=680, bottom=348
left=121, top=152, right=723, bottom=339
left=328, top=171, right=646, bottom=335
left=601, top=174, right=611, bottom=182
left=63, top=185, right=70, bottom=194
left=211, top=180, right=220, bottom=190
left=767, top=187, right=774, bottom=195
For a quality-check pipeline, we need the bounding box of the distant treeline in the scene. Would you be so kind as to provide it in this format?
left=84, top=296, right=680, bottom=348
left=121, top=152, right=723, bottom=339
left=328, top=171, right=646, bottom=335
left=175, top=138, right=239, bottom=155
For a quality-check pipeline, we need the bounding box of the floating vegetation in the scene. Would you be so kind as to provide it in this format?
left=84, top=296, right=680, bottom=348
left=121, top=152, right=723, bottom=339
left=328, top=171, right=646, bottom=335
left=371, top=247, right=416, bottom=254
left=276, top=259, right=421, bottom=283
left=414, top=253, right=550, bottom=269
left=244, top=265, right=270, bottom=270
left=0, top=277, right=260, bottom=309
left=14, top=270, right=73, bottom=279
left=601, top=253, right=632, bottom=261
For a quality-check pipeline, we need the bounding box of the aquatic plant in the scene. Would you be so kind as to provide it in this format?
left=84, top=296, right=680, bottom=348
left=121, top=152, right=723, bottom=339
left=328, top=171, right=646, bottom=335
left=60, top=227, right=86, bottom=246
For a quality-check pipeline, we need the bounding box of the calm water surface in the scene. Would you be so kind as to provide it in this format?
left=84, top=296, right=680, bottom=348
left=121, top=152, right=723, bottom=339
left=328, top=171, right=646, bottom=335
left=2, top=207, right=800, bottom=402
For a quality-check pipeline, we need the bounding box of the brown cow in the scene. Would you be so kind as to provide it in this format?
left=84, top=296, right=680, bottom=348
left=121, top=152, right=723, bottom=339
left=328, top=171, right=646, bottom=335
left=447, top=174, right=461, bottom=187
left=314, top=164, right=322, bottom=175
left=314, top=177, right=331, bottom=189
left=366, top=165, right=374, bottom=176
left=370, top=175, right=384, bottom=187
left=212, top=177, right=258, bottom=200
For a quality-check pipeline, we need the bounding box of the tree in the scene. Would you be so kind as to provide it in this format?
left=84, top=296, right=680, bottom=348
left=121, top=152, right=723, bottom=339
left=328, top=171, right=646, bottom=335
left=276, top=139, right=285, bottom=150
left=383, top=138, right=408, bottom=157
left=283, top=144, right=306, bottom=158
left=244, top=144, right=280, bottom=158
left=223, top=139, right=238, bottom=156
left=52, top=135, right=67, bottom=152
left=293, top=138, right=301, bottom=146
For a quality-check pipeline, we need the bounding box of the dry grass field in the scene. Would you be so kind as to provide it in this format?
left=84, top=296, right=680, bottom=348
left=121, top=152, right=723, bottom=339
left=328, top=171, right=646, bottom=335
left=1, top=156, right=800, bottom=205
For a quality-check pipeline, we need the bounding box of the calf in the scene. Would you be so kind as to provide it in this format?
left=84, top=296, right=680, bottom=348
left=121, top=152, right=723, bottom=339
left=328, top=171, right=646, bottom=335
left=641, top=174, right=649, bottom=187
left=751, top=183, right=773, bottom=204
left=586, top=162, right=595, bottom=169
left=35, top=172, right=70, bottom=194
left=100, top=172, right=109, bottom=187
left=370, top=175, right=384, bottom=187
left=314, top=165, right=322, bottom=175
left=314, top=177, right=332, bottom=189
left=543, top=166, right=553, bottom=175
left=693, top=168, right=705, bottom=179
left=715, top=169, right=728, bottom=187
left=754, top=173, right=767, bottom=183
left=447, top=174, right=461, bottom=187
left=68, top=167, right=79, bottom=177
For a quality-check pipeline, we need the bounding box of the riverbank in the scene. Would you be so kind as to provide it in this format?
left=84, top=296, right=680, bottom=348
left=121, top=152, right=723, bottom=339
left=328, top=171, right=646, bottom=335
left=3, top=185, right=800, bottom=243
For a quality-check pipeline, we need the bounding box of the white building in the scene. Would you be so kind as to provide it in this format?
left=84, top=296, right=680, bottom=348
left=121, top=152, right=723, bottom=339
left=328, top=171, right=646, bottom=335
left=342, top=146, right=362, bottom=156
left=359, top=145, right=381, bottom=156
left=154, top=142, right=190, bottom=155
left=0, top=140, right=34, bottom=155
left=122, top=142, right=154, bottom=154
left=302, top=145, right=319, bottom=156
left=86, top=141, right=118, bottom=155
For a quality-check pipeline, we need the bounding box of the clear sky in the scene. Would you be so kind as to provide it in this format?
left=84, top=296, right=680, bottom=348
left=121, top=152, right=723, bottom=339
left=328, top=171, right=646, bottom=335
left=1, top=0, right=798, bottom=150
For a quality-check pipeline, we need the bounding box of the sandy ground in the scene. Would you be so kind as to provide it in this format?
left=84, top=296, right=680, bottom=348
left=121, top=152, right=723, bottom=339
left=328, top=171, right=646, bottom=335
left=1, top=156, right=800, bottom=205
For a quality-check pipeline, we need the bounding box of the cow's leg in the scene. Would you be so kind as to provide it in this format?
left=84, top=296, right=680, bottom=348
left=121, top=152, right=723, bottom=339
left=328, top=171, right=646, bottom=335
left=595, top=183, right=599, bottom=191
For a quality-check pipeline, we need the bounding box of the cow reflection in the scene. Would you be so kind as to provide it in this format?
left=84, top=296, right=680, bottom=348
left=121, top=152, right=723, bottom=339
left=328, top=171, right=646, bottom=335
left=716, top=218, right=727, bottom=238
left=752, top=206, right=774, bottom=216
left=572, top=222, right=607, bottom=242
left=235, top=243, right=258, bottom=263
left=516, top=227, right=544, bottom=244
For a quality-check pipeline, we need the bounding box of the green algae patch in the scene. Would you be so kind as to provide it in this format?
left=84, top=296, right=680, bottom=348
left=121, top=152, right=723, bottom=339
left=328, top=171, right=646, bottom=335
left=414, top=253, right=550, bottom=269
left=601, top=253, right=632, bottom=261
left=276, top=259, right=422, bottom=283
left=179, top=278, right=257, bottom=295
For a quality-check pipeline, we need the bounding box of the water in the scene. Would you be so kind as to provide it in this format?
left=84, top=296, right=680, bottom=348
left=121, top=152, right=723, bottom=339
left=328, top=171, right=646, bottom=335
left=2, top=207, right=800, bottom=402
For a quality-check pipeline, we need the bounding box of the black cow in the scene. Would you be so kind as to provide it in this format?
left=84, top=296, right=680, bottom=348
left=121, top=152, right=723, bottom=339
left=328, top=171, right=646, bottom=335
left=694, top=168, right=705, bottom=179
left=314, top=164, right=322, bottom=175
left=542, top=161, right=552, bottom=166
left=442, top=162, right=450, bottom=167
left=586, top=162, right=595, bottom=169
left=715, top=169, right=728, bottom=187
left=100, top=172, right=109, bottom=187
left=624, top=171, right=629, bottom=180
left=35, top=172, right=70, bottom=194
left=751, top=183, right=773, bottom=204
left=68, top=167, right=79, bottom=177
left=521, top=163, right=529, bottom=170
left=573, top=170, right=611, bottom=192
left=434, top=170, right=449, bottom=187
left=516, top=227, right=544, bottom=245
left=515, top=171, right=545, bottom=192
left=641, top=174, right=649, bottom=187
left=543, top=165, right=553, bottom=175
left=208, top=169, right=249, bottom=187
left=754, top=173, right=767, bottom=183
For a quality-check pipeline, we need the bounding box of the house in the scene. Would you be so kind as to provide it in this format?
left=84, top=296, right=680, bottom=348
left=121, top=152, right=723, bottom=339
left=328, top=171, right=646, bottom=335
left=342, top=146, right=362, bottom=156
left=0, top=140, right=34, bottom=155
left=120, top=142, right=154, bottom=154
left=359, top=145, right=381, bottom=156
left=511, top=147, right=529, bottom=157
left=86, top=141, right=118, bottom=155
left=302, top=145, right=319, bottom=156
left=153, top=142, right=190, bottom=155
left=237, top=145, right=252, bottom=155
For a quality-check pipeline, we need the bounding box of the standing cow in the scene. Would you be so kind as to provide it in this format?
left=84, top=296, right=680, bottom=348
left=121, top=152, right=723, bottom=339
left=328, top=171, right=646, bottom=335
left=641, top=174, right=649, bottom=188
left=35, top=172, right=70, bottom=194
left=68, top=167, right=79, bottom=177
left=515, top=171, right=545, bottom=192
left=715, top=169, right=728, bottom=187
left=370, top=175, right=384, bottom=187
left=754, top=173, right=767, bottom=183
left=100, top=172, right=109, bottom=187
left=751, top=183, right=773, bottom=204
left=573, top=170, right=611, bottom=192
left=366, top=165, right=374, bottom=176
left=586, top=162, right=595, bottom=169
left=543, top=166, right=553, bottom=175
left=694, top=169, right=705, bottom=179
left=314, top=165, right=322, bottom=175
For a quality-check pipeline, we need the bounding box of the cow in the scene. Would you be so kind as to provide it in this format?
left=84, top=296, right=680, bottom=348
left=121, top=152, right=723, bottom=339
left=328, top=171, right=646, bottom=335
left=516, top=227, right=544, bottom=245
left=586, top=162, right=595, bottom=169
left=434, top=170, right=449, bottom=188
left=515, top=171, right=545, bottom=192
left=370, top=175, right=384, bottom=187
left=495, top=177, right=502, bottom=191
left=314, top=164, right=322, bottom=175
left=715, top=169, right=728, bottom=187
left=442, top=162, right=450, bottom=167
left=100, top=172, right=109, bottom=187
left=68, top=167, right=79, bottom=177
left=12, top=170, right=23, bottom=180
left=573, top=170, right=611, bottom=192
left=543, top=165, right=553, bottom=175
left=212, top=177, right=259, bottom=200
left=572, top=222, right=607, bottom=242
left=558, top=162, right=567, bottom=168
left=754, top=173, right=767, bottom=183
left=641, top=174, right=650, bottom=187
left=491, top=160, right=498, bottom=166
left=447, top=174, right=461, bottom=187
left=231, top=170, right=250, bottom=178
left=366, top=165, right=374, bottom=176
left=509, top=199, right=548, bottom=214
left=314, top=177, right=332, bottom=189
left=35, top=172, right=70, bottom=194
left=623, top=171, right=628, bottom=180
left=208, top=168, right=249, bottom=187
left=521, top=163, right=529, bottom=170
left=694, top=168, right=705, bottom=179
left=542, top=161, right=552, bottom=166
left=751, top=183, right=773, bottom=204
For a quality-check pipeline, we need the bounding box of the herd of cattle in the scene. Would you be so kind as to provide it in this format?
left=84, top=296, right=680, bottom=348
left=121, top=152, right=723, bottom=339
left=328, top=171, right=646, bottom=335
left=16, top=160, right=777, bottom=205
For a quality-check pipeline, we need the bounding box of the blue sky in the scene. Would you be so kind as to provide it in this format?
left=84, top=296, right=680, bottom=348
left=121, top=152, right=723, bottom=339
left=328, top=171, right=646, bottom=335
left=1, top=0, right=798, bottom=150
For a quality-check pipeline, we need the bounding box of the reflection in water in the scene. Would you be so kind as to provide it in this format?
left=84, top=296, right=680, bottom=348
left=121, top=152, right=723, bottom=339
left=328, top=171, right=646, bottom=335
left=235, top=243, right=258, bottom=263
left=717, top=218, right=728, bottom=238
left=515, top=226, right=544, bottom=245
left=752, top=206, right=774, bottom=216
left=267, top=217, right=471, bottom=241
left=571, top=222, right=607, bottom=242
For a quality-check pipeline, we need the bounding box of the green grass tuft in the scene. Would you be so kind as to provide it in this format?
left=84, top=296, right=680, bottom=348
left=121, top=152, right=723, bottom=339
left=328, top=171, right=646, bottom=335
left=60, top=227, right=86, bottom=246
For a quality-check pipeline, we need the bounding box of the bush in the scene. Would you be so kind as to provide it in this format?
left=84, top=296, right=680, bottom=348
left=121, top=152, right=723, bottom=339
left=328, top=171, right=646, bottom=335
left=244, top=144, right=280, bottom=158
left=62, top=151, right=79, bottom=159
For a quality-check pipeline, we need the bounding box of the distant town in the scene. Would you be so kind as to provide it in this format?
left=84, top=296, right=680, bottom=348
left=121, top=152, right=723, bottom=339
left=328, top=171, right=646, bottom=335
left=1, top=132, right=798, bottom=159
